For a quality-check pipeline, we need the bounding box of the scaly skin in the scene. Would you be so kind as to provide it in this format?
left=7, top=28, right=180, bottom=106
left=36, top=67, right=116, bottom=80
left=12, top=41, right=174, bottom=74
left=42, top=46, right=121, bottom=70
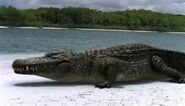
left=12, top=44, right=185, bottom=88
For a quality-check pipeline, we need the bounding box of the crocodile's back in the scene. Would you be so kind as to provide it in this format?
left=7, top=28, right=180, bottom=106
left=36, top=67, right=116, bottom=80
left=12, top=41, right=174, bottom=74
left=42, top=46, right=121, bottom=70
left=98, top=44, right=155, bottom=60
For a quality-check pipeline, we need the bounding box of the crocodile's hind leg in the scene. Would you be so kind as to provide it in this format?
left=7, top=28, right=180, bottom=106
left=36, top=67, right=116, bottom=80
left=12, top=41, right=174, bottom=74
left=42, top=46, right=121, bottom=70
left=95, top=57, right=120, bottom=88
left=151, top=55, right=185, bottom=83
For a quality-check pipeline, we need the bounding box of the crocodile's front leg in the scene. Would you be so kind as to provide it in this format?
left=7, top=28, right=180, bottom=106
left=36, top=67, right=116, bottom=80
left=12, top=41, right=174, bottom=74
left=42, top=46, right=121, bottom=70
left=95, top=57, right=120, bottom=88
left=151, top=55, right=185, bottom=83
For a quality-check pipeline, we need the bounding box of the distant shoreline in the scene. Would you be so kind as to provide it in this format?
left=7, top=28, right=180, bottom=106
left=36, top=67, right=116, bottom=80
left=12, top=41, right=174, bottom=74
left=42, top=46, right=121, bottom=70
left=0, top=26, right=185, bottom=34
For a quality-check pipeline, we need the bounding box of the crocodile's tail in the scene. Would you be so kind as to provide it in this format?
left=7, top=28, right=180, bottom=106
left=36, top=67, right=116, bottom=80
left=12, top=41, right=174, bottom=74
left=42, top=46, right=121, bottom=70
left=157, top=49, right=185, bottom=74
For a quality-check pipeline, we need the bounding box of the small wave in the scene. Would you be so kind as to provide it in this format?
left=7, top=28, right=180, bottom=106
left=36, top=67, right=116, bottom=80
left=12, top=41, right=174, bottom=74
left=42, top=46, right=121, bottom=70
left=168, top=32, right=185, bottom=35
left=75, top=28, right=157, bottom=33
left=0, top=26, right=9, bottom=28
left=41, top=27, right=68, bottom=30
left=13, top=27, right=39, bottom=29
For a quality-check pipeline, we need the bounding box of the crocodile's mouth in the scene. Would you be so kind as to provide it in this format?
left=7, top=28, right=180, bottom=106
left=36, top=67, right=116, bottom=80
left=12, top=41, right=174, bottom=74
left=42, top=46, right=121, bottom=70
left=12, top=57, right=63, bottom=74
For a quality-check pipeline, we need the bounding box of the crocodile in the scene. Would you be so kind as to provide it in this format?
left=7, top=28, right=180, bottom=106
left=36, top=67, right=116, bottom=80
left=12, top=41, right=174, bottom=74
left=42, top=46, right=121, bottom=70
left=12, top=44, right=185, bottom=88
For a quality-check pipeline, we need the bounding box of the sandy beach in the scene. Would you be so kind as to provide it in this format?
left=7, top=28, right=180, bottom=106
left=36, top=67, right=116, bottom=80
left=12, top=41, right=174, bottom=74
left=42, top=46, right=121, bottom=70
left=1, top=54, right=185, bottom=106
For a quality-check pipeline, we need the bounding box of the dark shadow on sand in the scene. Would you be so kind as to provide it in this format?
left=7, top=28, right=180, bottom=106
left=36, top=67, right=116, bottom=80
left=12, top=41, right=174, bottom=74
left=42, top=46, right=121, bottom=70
left=14, top=79, right=170, bottom=88
left=14, top=81, right=93, bottom=87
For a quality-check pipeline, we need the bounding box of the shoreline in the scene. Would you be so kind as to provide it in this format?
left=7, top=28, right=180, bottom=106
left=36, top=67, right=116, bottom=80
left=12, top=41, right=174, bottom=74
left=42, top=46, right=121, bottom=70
left=0, top=26, right=185, bottom=34
left=0, top=52, right=44, bottom=56
left=74, top=28, right=156, bottom=33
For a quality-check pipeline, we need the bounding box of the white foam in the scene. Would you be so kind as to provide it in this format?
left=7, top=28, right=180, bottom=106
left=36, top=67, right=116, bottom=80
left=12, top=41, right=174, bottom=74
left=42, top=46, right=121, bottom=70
left=75, top=28, right=133, bottom=32
left=42, top=27, right=68, bottom=30
left=75, top=28, right=158, bottom=33
left=168, top=32, right=185, bottom=35
left=14, top=27, right=39, bottom=29
left=0, top=54, right=185, bottom=106
left=0, top=26, right=9, bottom=28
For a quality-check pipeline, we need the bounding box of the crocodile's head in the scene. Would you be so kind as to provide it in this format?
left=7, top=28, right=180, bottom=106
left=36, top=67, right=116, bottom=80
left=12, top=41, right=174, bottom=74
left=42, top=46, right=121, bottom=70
left=12, top=50, right=76, bottom=80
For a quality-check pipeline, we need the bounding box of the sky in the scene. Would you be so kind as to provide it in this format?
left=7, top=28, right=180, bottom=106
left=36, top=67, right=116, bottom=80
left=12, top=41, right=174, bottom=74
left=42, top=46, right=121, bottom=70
left=0, top=0, right=185, bottom=14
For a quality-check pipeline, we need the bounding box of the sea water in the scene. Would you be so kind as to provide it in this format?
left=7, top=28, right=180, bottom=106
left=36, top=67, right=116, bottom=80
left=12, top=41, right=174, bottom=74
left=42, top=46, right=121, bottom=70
left=1, top=28, right=185, bottom=54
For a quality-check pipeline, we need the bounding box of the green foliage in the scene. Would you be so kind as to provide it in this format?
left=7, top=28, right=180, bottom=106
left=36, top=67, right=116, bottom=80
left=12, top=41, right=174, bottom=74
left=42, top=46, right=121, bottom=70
left=0, top=6, right=185, bottom=32
left=0, top=6, right=27, bottom=26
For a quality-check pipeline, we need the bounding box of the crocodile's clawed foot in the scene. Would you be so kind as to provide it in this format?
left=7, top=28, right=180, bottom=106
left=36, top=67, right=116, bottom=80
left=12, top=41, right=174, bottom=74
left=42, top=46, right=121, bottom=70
left=170, top=78, right=185, bottom=83
left=95, top=82, right=111, bottom=88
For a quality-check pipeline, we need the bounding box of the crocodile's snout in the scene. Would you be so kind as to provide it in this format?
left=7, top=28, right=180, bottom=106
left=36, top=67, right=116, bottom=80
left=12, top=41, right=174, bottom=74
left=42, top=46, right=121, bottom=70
left=12, top=58, right=62, bottom=74
left=12, top=59, right=42, bottom=74
left=13, top=59, right=28, bottom=67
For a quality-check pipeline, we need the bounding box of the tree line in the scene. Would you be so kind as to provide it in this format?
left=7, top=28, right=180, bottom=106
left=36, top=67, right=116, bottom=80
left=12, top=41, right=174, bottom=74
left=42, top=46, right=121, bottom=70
left=0, top=6, right=185, bottom=32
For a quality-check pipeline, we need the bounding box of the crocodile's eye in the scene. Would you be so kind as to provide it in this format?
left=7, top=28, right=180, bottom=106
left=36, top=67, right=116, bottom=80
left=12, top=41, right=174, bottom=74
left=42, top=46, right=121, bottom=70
left=50, top=55, right=61, bottom=59
left=45, top=52, right=60, bottom=57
